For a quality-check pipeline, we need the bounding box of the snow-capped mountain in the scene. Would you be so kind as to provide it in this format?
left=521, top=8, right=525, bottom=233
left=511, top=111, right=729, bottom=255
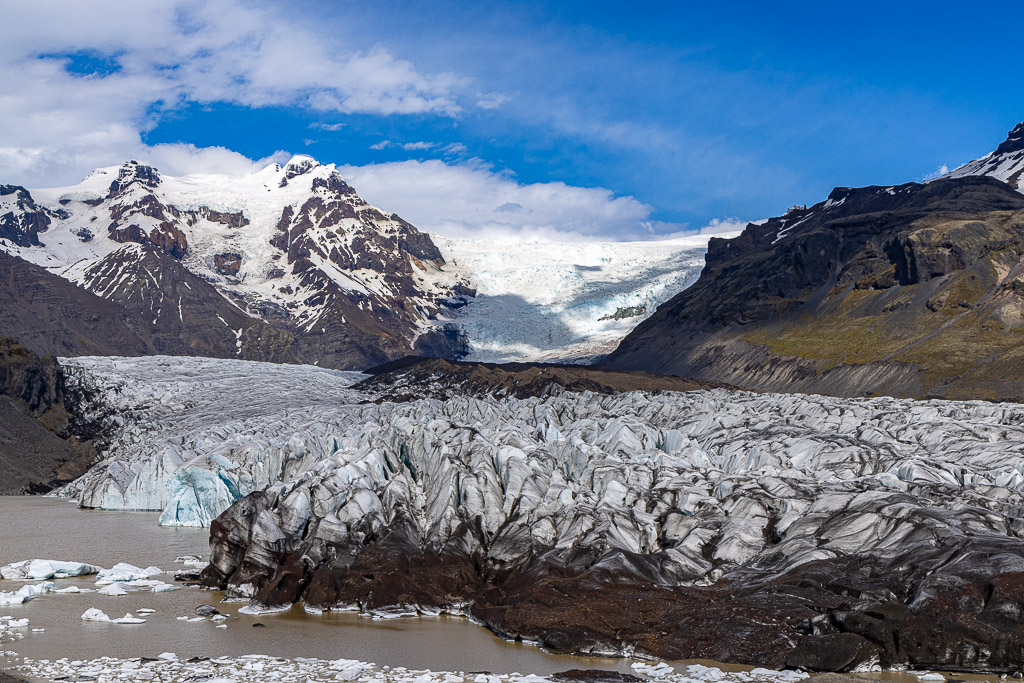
left=944, top=121, right=1024, bottom=189
left=0, top=157, right=721, bottom=367
left=0, top=157, right=473, bottom=368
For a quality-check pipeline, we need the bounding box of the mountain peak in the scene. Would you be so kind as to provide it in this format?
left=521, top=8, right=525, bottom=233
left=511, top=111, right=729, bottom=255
left=943, top=118, right=1024, bottom=191
left=107, top=160, right=161, bottom=197
left=994, top=121, right=1024, bottom=156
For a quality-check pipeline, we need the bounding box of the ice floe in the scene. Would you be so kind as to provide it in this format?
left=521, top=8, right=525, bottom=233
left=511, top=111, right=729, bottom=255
left=0, top=582, right=55, bottom=606
left=10, top=652, right=812, bottom=683
left=0, top=559, right=101, bottom=580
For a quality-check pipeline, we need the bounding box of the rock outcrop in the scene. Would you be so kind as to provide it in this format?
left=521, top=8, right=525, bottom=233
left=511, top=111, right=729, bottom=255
left=358, top=356, right=732, bottom=399
left=0, top=337, right=100, bottom=493
left=604, top=175, right=1024, bottom=400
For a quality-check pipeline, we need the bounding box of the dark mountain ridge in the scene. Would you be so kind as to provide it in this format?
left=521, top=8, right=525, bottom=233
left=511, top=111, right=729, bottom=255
left=605, top=173, right=1024, bottom=400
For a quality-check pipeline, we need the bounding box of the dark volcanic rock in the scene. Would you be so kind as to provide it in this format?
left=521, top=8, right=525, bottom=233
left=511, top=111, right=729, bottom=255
left=357, top=356, right=733, bottom=399
left=0, top=337, right=100, bottom=493
left=214, top=252, right=243, bottom=276
left=604, top=175, right=1024, bottom=400
left=80, top=244, right=297, bottom=362
left=0, top=250, right=149, bottom=357
left=551, top=670, right=644, bottom=683
left=0, top=185, right=52, bottom=247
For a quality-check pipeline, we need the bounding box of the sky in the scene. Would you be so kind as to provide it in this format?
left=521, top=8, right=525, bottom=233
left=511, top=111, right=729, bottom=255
left=2, top=0, right=1023, bottom=240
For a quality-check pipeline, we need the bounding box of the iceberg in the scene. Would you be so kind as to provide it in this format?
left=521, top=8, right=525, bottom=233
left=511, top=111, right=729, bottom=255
left=112, top=613, right=146, bottom=624
left=81, top=608, right=111, bottom=622
left=0, top=581, right=56, bottom=605
left=1, top=559, right=102, bottom=580
left=95, top=563, right=163, bottom=584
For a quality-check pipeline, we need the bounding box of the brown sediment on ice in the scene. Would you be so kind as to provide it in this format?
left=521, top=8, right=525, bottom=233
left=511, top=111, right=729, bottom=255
left=357, top=356, right=736, bottom=400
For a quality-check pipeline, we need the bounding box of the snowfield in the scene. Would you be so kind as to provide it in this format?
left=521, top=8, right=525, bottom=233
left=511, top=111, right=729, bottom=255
left=437, top=235, right=716, bottom=362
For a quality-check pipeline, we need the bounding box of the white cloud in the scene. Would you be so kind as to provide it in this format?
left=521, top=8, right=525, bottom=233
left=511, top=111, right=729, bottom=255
left=310, top=122, right=345, bottom=131
left=140, top=143, right=290, bottom=177
left=370, top=140, right=445, bottom=152
left=919, top=164, right=950, bottom=182
left=0, top=0, right=464, bottom=185
left=338, top=158, right=674, bottom=241
left=476, top=92, right=511, bottom=110
left=697, top=217, right=749, bottom=235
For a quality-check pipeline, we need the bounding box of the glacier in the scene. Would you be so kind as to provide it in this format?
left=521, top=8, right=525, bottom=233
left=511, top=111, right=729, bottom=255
left=436, top=234, right=718, bottom=362
left=52, top=354, right=1024, bottom=670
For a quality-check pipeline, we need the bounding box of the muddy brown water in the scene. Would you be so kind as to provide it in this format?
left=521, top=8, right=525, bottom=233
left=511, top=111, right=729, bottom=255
left=0, top=498, right=1005, bottom=681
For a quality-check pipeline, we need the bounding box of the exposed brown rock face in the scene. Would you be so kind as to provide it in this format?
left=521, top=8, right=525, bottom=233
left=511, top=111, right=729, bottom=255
left=266, top=169, right=473, bottom=368
left=0, top=337, right=99, bottom=494
left=81, top=244, right=297, bottom=362
left=214, top=252, right=243, bottom=276
left=605, top=176, right=1024, bottom=400
left=357, top=356, right=732, bottom=399
left=0, top=185, right=53, bottom=247
left=0, top=249, right=149, bottom=357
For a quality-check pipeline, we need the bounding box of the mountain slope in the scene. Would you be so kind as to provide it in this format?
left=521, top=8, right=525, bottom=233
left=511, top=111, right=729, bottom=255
left=1, top=156, right=721, bottom=366
left=605, top=174, right=1024, bottom=399
left=0, top=249, right=150, bottom=357
left=0, top=157, right=472, bottom=368
left=0, top=337, right=98, bottom=494
left=945, top=121, right=1024, bottom=190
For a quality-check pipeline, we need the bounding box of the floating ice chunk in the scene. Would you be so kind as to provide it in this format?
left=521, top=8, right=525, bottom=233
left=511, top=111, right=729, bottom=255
left=148, top=582, right=179, bottom=593
left=1, top=559, right=102, bottom=580
left=158, top=652, right=178, bottom=660
left=95, top=563, right=163, bottom=584
left=54, top=586, right=93, bottom=594
left=5, top=619, right=28, bottom=628
left=112, top=613, right=146, bottom=624
left=137, top=608, right=157, bottom=614
left=0, top=582, right=55, bottom=605
left=98, top=584, right=128, bottom=596
left=216, top=624, right=227, bottom=629
left=81, top=608, right=111, bottom=622
left=918, top=675, right=944, bottom=682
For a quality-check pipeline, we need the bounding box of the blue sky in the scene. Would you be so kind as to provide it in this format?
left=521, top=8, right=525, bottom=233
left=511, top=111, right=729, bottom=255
left=3, top=1, right=1023, bottom=239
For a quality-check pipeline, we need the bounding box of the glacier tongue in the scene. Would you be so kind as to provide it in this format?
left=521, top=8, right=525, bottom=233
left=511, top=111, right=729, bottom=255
left=51, top=354, right=1024, bottom=670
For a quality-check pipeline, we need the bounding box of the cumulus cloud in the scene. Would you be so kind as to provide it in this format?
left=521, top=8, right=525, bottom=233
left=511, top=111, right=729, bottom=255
left=310, top=122, right=346, bottom=131
left=338, top=158, right=673, bottom=241
left=697, top=217, right=749, bottom=234
left=919, top=164, right=950, bottom=182
left=140, top=144, right=290, bottom=177
left=0, top=0, right=464, bottom=185
left=476, top=92, right=511, bottom=110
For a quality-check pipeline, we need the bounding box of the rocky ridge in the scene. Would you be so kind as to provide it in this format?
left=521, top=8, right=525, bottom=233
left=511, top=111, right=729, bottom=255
left=48, top=355, right=1024, bottom=672
left=604, top=172, right=1024, bottom=400
left=0, top=337, right=109, bottom=493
